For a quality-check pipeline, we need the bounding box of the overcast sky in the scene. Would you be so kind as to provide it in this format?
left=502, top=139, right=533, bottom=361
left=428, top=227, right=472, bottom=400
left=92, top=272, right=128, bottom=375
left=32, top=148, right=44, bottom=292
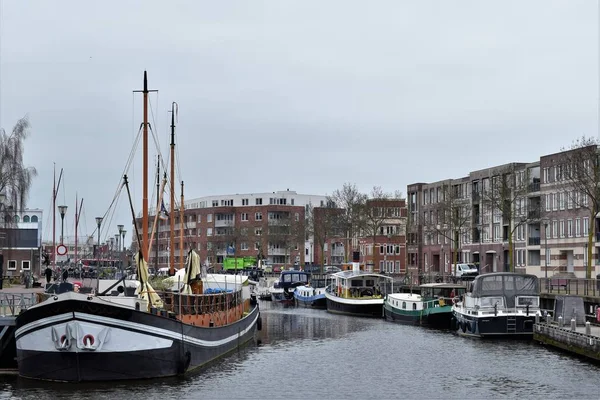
left=1, top=0, right=597, bottom=245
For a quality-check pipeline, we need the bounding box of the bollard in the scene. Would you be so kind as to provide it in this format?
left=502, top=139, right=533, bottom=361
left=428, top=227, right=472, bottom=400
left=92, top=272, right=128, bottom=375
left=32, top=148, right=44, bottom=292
left=586, top=321, right=591, bottom=335
left=558, top=316, right=563, bottom=327
left=535, top=314, right=540, bottom=324
left=571, top=318, right=576, bottom=332
left=546, top=313, right=552, bottom=323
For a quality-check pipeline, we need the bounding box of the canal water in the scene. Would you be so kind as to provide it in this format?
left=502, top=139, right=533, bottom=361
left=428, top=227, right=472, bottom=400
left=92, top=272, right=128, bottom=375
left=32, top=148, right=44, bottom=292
left=1, top=301, right=599, bottom=399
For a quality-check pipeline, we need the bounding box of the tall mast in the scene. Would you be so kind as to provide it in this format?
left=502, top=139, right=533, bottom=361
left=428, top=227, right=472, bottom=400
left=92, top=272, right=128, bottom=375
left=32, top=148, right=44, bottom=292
left=155, top=155, right=160, bottom=271
left=133, top=71, right=156, bottom=262
left=74, top=196, right=83, bottom=272
left=52, top=164, right=56, bottom=268
left=74, top=194, right=78, bottom=268
left=180, top=180, right=184, bottom=270
left=169, top=102, right=176, bottom=276
left=142, top=71, right=149, bottom=262
left=52, top=166, right=63, bottom=268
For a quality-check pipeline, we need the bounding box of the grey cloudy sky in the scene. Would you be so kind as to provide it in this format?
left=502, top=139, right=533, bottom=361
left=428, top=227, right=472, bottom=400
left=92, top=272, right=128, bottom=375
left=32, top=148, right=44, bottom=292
left=1, top=0, right=597, bottom=244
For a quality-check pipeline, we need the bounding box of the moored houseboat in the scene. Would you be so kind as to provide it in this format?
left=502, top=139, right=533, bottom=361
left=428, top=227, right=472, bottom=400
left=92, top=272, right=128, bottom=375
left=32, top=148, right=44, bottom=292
left=384, top=283, right=466, bottom=329
left=325, top=263, right=392, bottom=318
left=294, top=275, right=331, bottom=309
left=270, top=270, right=310, bottom=304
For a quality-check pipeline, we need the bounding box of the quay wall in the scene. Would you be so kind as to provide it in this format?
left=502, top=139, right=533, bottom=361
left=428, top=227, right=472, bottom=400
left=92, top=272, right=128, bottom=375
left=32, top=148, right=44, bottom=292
left=534, top=322, right=600, bottom=362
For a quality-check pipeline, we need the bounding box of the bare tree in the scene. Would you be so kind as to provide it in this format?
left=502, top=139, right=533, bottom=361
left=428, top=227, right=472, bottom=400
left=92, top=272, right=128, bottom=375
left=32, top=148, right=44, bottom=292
left=0, top=116, right=37, bottom=214
left=328, top=183, right=367, bottom=262
left=362, top=187, right=391, bottom=268
left=306, top=203, right=341, bottom=273
left=481, top=164, right=530, bottom=272
left=561, top=136, right=600, bottom=278
left=424, top=181, right=472, bottom=276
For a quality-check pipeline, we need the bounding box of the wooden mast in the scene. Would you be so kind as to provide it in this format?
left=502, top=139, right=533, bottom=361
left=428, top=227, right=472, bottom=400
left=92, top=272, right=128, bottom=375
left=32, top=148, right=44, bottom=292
left=155, top=155, right=160, bottom=271
left=52, top=164, right=56, bottom=269
left=169, top=102, right=176, bottom=276
left=74, top=195, right=83, bottom=269
left=180, top=180, right=184, bottom=270
left=142, top=71, right=149, bottom=262
left=134, top=71, right=157, bottom=262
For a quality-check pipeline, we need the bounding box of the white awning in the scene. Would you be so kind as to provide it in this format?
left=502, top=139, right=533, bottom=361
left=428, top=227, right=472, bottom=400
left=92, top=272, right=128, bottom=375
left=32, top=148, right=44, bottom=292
left=485, top=250, right=497, bottom=254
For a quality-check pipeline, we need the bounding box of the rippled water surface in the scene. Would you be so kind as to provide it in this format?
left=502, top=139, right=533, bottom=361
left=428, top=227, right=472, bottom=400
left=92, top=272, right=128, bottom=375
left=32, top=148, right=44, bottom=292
left=1, top=301, right=599, bottom=399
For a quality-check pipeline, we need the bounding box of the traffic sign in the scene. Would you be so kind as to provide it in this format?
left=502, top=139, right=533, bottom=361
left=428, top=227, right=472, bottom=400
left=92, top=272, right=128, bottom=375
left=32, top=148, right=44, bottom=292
left=56, top=244, right=68, bottom=256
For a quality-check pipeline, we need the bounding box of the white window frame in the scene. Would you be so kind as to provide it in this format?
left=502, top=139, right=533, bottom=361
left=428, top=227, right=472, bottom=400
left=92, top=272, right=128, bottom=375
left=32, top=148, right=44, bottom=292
left=567, top=219, right=573, bottom=238
left=7, top=260, right=16, bottom=270
left=207, top=228, right=213, bottom=236
left=207, top=214, right=212, bottom=222
left=241, top=213, right=248, bottom=221
left=22, top=260, right=31, bottom=270
left=583, top=217, right=590, bottom=236
left=255, top=212, right=262, bottom=221
left=241, top=242, right=248, bottom=251
left=575, top=218, right=581, bottom=237
left=559, top=220, right=565, bottom=238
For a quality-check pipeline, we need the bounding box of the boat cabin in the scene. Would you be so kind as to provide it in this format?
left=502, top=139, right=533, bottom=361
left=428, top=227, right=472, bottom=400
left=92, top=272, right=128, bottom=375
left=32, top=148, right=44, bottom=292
left=330, top=270, right=392, bottom=299
left=419, top=283, right=466, bottom=302
left=273, top=270, right=310, bottom=290
left=463, top=273, right=540, bottom=311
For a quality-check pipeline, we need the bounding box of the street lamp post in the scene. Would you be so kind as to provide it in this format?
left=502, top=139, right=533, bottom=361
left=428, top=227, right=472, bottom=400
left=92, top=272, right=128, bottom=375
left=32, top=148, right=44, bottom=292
left=121, top=230, right=127, bottom=252
left=117, top=225, right=124, bottom=253
left=95, top=217, right=103, bottom=269
left=58, top=205, right=68, bottom=244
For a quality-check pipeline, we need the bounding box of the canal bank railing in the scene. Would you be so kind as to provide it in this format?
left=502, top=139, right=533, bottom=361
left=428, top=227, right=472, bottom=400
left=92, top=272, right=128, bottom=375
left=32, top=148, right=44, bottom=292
left=539, top=278, right=600, bottom=297
left=0, top=293, right=39, bottom=317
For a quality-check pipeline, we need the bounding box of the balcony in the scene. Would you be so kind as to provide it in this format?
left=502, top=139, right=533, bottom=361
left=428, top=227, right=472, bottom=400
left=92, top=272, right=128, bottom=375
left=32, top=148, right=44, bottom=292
left=528, top=182, right=540, bottom=192
left=215, top=220, right=234, bottom=228
left=528, top=209, right=540, bottom=220
left=528, top=237, right=540, bottom=246
left=268, top=248, right=287, bottom=256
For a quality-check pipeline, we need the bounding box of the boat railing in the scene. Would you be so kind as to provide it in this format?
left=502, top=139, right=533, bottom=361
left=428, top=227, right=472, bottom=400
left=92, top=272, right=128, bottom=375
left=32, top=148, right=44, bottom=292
left=329, top=285, right=384, bottom=299
left=0, top=292, right=39, bottom=316
left=157, top=290, right=245, bottom=316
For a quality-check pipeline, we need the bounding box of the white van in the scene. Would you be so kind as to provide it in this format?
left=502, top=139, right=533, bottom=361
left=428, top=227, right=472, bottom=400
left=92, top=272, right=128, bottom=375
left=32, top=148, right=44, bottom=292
left=451, top=263, right=479, bottom=279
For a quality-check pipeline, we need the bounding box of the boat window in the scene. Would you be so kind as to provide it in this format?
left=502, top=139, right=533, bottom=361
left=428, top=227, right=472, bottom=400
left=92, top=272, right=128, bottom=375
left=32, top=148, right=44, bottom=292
left=480, top=296, right=505, bottom=308
left=516, top=296, right=539, bottom=308
left=283, top=274, right=292, bottom=283
left=412, top=303, right=417, bottom=310
left=402, top=301, right=406, bottom=309
left=366, top=279, right=374, bottom=286
left=351, top=279, right=362, bottom=287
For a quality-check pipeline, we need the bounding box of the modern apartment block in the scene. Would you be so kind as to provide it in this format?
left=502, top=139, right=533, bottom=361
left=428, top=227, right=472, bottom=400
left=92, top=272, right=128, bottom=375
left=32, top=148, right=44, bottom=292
left=0, top=209, right=43, bottom=277
left=407, top=146, right=600, bottom=279
left=141, top=190, right=328, bottom=270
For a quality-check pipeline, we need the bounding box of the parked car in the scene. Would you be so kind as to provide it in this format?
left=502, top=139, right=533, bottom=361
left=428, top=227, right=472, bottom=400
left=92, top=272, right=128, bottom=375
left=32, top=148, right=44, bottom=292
left=451, top=263, right=479, bottom=280
left=324, top=266, right=342, bottom=274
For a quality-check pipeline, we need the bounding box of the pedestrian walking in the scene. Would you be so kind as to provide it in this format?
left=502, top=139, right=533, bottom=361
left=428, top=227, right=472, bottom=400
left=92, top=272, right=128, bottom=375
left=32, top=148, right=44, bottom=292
left=45, top=267, right=53, bottom=284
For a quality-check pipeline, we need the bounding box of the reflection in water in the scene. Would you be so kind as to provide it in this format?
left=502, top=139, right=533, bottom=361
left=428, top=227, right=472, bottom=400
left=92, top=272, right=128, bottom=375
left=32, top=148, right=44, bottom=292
left=1, top=300, right=600, bottom=399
